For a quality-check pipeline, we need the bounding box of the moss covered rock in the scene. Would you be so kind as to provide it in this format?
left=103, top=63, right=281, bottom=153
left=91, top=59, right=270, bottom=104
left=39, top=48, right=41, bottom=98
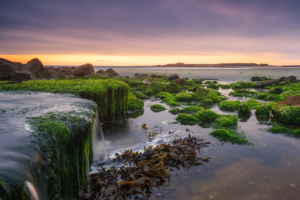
left=126, top=97, right=144, bottom=112
left=238, top=102, right=251, bottom=115
left=213, top=115, right=238, bottom=127
left=169, top=108, right=180, bottom=114
left=181, top=106, right=203, bottom=114
left=219, top=100, right=241, bottom=111
left=155, top=92, right=174, bottom=99
left=175, top=92, right=194, bottom=101
left=268, top=87, right=283, bottom=94
left=133, top=92, right=146, bottom=99
left=193, top=109, right=220, bottom=121
left=176, top=113, right=199, bottom=124
left=255, top=105, right=270, bottom=117
left=210, top=129, right=247, bottom=144
left=167, top=100, right=180, bottom=106
left=194, top=88, right=221, bottom=103
left=207, top=84, right=219, bottom=90
left=150, top=104, right=166, bottom=111
left=271, top=105, right=300, bottom=125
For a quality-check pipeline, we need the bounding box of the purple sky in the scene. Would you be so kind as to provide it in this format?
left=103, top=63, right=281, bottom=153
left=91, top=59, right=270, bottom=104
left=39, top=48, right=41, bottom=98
left=1, top=0, right=300, bottom=65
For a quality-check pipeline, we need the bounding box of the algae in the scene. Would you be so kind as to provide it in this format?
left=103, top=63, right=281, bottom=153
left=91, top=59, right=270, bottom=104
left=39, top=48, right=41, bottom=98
left=194, top=88, right=221, bottom=103
left=175, top=92, right=194, bottom=101
left=193, top=109, right=220, bottom=121
left=176, top=113, right=200, bottom=124
left=180, top=106, right=203, bottom=114
left=237, top=102, right=251, bottom=115
left=255, top=105, right=270, bottom=118
left=150, top=104, right=166, bottom=111
left=219, top=100, right=241, bottom=111
left=169, top=108, right=180, bottom=114
left=271, top=105, right=300, bottom=125
left=155, top=92, right=174, bottom=99
left=213, top=115, right=238, bottom=128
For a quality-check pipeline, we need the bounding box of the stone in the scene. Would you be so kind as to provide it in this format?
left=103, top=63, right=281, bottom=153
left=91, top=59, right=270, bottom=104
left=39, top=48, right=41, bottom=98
left=74, top=63, right=94, bottom=78
left=22, top=58, right=44, bottom=75
left=0, top=63, right=19, bottom=78
left=251, top=77, right=261, bottom=81
left=96, top=69, right=108, bottom=77
left=168, top=74, right=179, bottom=80
left=255, top=80, right=279, bottom=88
left=11, top=71, right=36, bottom=81
left=269, top=87, right=283, bottom=94
left=36, top=68, right=53, bottom=79
left=106, top=68, right=119, bottom=77
left=279, top=77, right=288, bottom=82
left=58, top=67, right=75, bottom=77
left=275, top=96, right=300, bottom=107
left=286, top=76, right=297, bottom=83
left=150, top=74, right=159, bottom=78
left=133, top=73, right=150, bottom=78
left=175, top=78, right=186, bottom=85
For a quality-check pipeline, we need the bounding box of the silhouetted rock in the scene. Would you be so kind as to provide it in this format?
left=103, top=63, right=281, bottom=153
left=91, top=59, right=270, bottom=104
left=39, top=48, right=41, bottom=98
left=168, top=74, right=179, bottom=80
left=22, top=58, right=44, bottom=75
left=96, top=69, right=108, bottom=76
left=255, top=80, right=279, bottom=88
left=36, top=68, right=53, bottom=79
left=74, top=63, right=94, bottom=78
left=0, top=63, right=19, bottom=79
left=11, top=71, right=36, bottom=81
left=105, top=68, right=119, bottom=77
left=133, top=73, right=149, bottom=78
left=175, top=78, right=186, bottom=85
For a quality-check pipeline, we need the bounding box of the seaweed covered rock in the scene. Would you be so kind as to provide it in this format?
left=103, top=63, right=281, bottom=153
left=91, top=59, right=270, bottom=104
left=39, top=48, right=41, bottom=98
left=126, top=97, right=144, bottom=112
left=150, top=104, right=166, bottom=111
left=245, top=99, right=262, bottom=109
left=175, top=92, right=194, bottom=101
left=106, top=68, right=120, bottom=77
left=207, top=84, right=219, bottom=90
left=279, top=76, right=297, bottom=83
left=74, top=63, right=94, bottom=78
left=168, top=74, right=179, bottom=80
left=194, top=109, right=220, bottom=121
left=194, top=88, right=221, bottom=103
left=167, top=100, right=180, bottom=106
left=219, top=100, right=240, bottom=111
left=210, top=129, right=247, bottom=144
left=229, top=89, right=257, bottom=97
left=133, top=73, right=150, bottom=78
left=181, top=106, right=203, bottom=114
left=175, top=79, right=186, bottom=85
left=133, top=92, right=146, bottom=99
left=147, top=82, right=179, bottom=95
left=268, top=87, right=283, bottom=94
left=237, top=102, right=251, bottom=115
left=169, top=108, right=180, bottom=114
left=176, top=113, right=199, bottom=124
left=155, top=92, right=174, bottom=99
left=271, top=105, right=300, bottom=125
left=213, top=115, right=238, bottom=128
left=255, top=80, right=279, bottom=88
left=255, top=105, right=270, bottom=117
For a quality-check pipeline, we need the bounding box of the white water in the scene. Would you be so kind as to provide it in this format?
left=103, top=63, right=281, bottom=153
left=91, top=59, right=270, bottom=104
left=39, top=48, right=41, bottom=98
left=92, top=111, right=108, bottom=161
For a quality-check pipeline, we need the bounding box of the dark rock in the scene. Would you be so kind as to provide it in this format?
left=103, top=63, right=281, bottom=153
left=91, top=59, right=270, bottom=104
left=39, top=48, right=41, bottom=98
left=58, top=67, right=75, bottom=78
left=168, top=74, right=179, bottom=80
left=74, top=63, right=94, bottom=78
left=0, top=63, right=19, bottom=78
left=36, top=68, right=53, bottom=79
left=11, top=71, right=36, bottom=81
left=133, top=73, right=149, bottom=78
left=252, top=77, right=261, bottom=81
left=279, top=77, right=288, bottom=82
left=106, top=68, right=119, bottom=77
left=286, top=76, right=297, bottom=83
left=276, top=96, right=300, bottom=107
left=255, top=80, right=279, bottom=88
left=175, top=79, right=186, bottom=85
left=22, top=58, right=44, bottom=75
left=150, top=74, right=159, bottom=78
left=269, top=87, right=283, bottom=94
left=96, top=69, right=108, bottom=77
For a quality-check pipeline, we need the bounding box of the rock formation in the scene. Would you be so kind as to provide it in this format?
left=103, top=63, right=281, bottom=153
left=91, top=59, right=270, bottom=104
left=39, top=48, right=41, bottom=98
left=74, top=63, right=94, bottom=78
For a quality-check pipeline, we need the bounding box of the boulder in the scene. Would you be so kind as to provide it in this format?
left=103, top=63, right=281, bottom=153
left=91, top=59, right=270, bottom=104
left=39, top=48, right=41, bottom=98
left=11, top=71, right=36, bottom=81
left=279, top=77, right=288, bottom=82
left=36, top=68, right=53, bottom=79
left=22, top=58, right=44, bottom=75
left=58, top=67, right=75, bottom=77
left=96, top=69, right=108, bottom=77
left=106, top=68, right=119, bottom=77
left=251, top=77, right=261, bottom=81
left=133, top=73, right=149, bottom=78
left=168, top=74, right=179, bottom=81
left=268, top=87, right=283, bottom=94
left=255, top=80, right=279, bottom=88
left=275, top=96, right=300, bottom=107
left=150, top=74, right=159, bottom=78
left=0, top=63, right=19, bottom=78
left=286, top=76, right=297, bottom=83
left=74, top=63, right=94, bottom=78
left=175, top=79, right=186, bottom=85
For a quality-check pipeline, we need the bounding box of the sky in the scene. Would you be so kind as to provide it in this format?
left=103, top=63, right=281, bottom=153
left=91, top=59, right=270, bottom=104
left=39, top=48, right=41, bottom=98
left=0, top=0, right=300, bottom=66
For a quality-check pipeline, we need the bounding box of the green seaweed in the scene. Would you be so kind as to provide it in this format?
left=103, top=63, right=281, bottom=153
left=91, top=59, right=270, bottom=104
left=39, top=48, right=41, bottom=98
left=271, top=105, right=300, bottom=125
left=169, top=108, right=180, bottom=114
left=150, top=104, right=166, bottom=111
left=237, top=102, right=251, bottom=115
left=175, top=92, right=194, bottom=101
left=155, top=92, right=174, bottom=99
left=210, top=129, right=247, bottom=144
left=255, top=105, right=270, bottom=118
left=193, top=109, right=220, bottom=121
left=219, top=100, right=241, bottom=111
left=194, top=88, right=221, bottom=103
left=126, top=97, right=144, bottom=112
left=176, top=113, right=200, bottom=124
left=213, top=115, right=238, bottom=128
left=167, top=100, right=180, bottom=106
left=180, top=106, right=203, bottom=114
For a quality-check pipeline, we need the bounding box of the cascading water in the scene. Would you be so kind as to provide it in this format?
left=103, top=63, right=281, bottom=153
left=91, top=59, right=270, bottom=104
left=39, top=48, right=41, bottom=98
left=92, top=110, right=108, bottom=161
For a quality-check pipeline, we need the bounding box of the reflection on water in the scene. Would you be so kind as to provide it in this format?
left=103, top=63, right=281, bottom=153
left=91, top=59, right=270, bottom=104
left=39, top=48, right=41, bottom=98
left=91, top=88, right=300, bottom=200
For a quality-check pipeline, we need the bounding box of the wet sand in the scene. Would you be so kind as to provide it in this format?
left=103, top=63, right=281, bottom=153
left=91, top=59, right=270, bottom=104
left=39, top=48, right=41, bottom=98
left=114, top=67, right=300, bottom=81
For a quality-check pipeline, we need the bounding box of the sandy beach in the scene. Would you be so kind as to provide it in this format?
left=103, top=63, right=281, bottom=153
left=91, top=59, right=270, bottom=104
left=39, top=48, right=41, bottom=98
left=113, top=67, right=300, bottom=82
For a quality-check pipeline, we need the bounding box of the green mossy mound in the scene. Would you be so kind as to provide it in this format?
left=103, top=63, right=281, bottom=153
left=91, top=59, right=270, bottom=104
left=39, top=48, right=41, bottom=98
left=217, top=84, right=231, bottom=89
left=155, top=92, right=174, bottom=99
left=150, top=104, right=166, bottom=111
left=126, top=97, right=144, bottom=112
left=238, top=102, right=251, bottom=115
left=133, top=92, right=146, bottom=99
left=255, top=105, right=270, bottom=118
left=207, top=84, right=219, bottom=90
left=230, top=89, right=257, bottom=97
left=210, top=129, right=248, bottom=144
left=29, top=110, right=95, bottom=199
left=193, top=109, right=220, bottom=121
left=213, top=115, right=238, bottom=128
left=194, top=88, right=221, bottom=103
left=268, top=125, right=300, bottom=136
left=175, top=92, right=194, bottom=101
left=161, top=97, right=177, bottom=103
left=271, top=105, right=300, bottom=125
left=167, top=100, right=180, bottom=106
left=180, top=106, right=203, bottom=114
left=169, top=108, right=180, bottom=114
left=230, top=81, right=255, bottom=89
left=219, top=100, right=241, bottom=111
left=268, top=87, right=283, bottom=94
left=245, top=99, right=262, bottom=109
left=145, top=83, right=179, bottom=95
left=176, top=113, right=200, bottom=124
left=136, top=84, right=148, bottom=91
left=0, top=79, right=130, bottom=122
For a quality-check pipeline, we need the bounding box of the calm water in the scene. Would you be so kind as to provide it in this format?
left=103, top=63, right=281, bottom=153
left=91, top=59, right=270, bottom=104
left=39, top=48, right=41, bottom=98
left=92, top=84, right=300, bottom=200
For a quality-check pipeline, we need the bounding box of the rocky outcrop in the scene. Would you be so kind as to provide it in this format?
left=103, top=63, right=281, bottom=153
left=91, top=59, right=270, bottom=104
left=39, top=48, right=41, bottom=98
left=275, top=96, right=300, bottom=107
left=106, top=68, right=119, bottom=77
left=22, top=58, right=44, bottom=75
left=133, top=73, right=149, bottom=78
left=168, top=74, right=179, bottom=81
left=279, top=76, right=297, bottom=83
left=150, top=74, right=159, bottom=78
left=11, top=71, right=36, bottom=81
left=255, top=80, right=279, bottom=88
left=96, top=69, right=108, bottom=76
left=74, top=63, right=94, bottom=78
left=175, top=79, right=186, bottom=85
left=0, top=63, right=19, bottom=79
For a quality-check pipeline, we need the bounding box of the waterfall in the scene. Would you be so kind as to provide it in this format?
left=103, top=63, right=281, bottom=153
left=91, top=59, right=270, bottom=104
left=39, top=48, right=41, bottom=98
left=92, top=110, right=108, bottom=161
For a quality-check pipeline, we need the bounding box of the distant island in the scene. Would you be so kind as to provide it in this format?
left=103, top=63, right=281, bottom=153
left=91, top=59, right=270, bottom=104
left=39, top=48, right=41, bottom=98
left=153, top=62, right=270, bottom=67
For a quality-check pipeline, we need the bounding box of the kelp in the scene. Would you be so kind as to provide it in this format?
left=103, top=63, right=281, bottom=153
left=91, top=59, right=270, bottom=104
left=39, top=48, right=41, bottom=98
left=80, top=135, right=210, bottom=200
left=28, top=110, right=95, bottom=199
left=0, top=79, right=130, bottom=122
left=271, top=105, right=300, bottom=125
left=210, top=129, right=248, bottom=144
